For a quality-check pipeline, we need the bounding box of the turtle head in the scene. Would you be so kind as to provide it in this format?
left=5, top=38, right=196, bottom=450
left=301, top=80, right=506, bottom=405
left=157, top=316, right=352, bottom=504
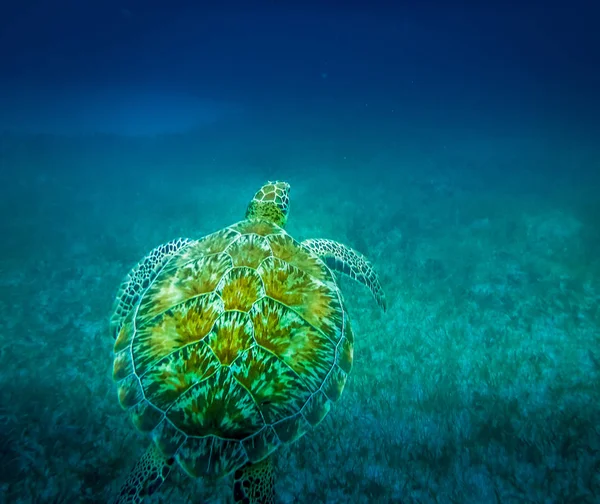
left=245, top=180, right=291, bottom=227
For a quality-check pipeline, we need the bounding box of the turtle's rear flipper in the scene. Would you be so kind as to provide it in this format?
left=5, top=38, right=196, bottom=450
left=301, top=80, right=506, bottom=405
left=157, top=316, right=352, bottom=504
left=233, top=456, right=275, bottom=504
left=114, top=444, right=174, bottom=504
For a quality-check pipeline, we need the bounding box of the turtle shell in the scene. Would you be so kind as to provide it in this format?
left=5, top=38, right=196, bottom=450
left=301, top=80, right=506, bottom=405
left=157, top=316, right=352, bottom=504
left=112, top=219, right=354, bottom=478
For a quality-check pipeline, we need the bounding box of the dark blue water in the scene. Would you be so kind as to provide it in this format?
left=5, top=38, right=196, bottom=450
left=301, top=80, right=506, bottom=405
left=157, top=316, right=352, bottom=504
left=1, top=2, right=599, bottom=503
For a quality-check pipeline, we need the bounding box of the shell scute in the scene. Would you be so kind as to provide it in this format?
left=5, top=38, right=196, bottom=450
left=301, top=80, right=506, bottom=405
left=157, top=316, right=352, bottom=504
left=242, top=426, right=280, bottom=464
left=117, top=373, right=143, bottom=409
left=226, top=233, right=272, bottom=268
left=137, top=253, right=231, bottom=323
left=177, top=435, right=248, bottom=478
left=217, top=267, right=265, bottom=312
left=112, top=349, right=134, bottom=381
left=272, top=413, right=311, bottom=444
left=130, top=400, right=163, bottom=433
left=133, top=293, right=223, bottom=376
left=141, top=341, right=220, bottom=410
left=302, top=390, right=331, bottom=427
left=337, top=322, right=354, bottom=374
left=231, top=345, right=312, bottom=424
left=322, top=365, right=348, bottom=402
left=257, top=257, right=344, bottom=342
left=166, top=368, right=263, bottom=439
left=205, top=311, right=255, bottom=366
left=249, top=297, right=336, bottom=392
left=268, top=233, right=328, bottom=281
left=152, top=419, right=186, bottom=457
left=114, top=313, right=135, bottom=353
left=183, top=228, right=240, bottom=260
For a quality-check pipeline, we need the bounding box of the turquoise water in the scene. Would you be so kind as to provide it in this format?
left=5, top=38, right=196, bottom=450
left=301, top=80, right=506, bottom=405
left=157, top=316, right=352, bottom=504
left=1, top=3, right=599, bottom=503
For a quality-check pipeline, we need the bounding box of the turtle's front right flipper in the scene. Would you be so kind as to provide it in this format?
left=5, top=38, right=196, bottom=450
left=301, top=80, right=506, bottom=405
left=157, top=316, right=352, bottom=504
left=110, top=238, right=194, bottom=338
left=302, top=238, right=387, bottom=311
left=114, top=444, right=174, bottom=504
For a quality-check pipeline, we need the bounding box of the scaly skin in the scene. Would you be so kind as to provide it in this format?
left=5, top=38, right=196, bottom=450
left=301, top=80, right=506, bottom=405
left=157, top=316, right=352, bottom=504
left=114, top=445, right=174, bottom=504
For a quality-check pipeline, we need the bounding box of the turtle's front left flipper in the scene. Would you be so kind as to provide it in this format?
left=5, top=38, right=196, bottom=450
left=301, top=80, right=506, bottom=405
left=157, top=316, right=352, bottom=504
left=110, top=238, right=194, bottom=338
left=302, top=238, right=387, bottom=312
left=233, top=456, right=275, bottom=504
left=114, top=444, right=174, bottom=504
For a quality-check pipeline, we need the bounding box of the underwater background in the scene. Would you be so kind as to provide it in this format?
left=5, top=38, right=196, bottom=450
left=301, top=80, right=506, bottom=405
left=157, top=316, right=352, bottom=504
left=1, top=1, right=599, bottom=503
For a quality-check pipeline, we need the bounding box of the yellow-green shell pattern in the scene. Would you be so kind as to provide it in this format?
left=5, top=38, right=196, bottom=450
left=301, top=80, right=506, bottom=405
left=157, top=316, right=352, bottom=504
left=112, top=219, right=353, bottom=479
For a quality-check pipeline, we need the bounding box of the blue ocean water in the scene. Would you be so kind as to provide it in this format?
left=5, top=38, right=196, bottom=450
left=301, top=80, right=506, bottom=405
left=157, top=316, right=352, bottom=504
left=1, top=2, right=599, bottom=503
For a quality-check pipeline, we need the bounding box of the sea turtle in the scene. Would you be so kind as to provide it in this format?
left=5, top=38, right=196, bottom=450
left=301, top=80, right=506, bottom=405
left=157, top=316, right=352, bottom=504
left=109, top=180, right=386, bottom=503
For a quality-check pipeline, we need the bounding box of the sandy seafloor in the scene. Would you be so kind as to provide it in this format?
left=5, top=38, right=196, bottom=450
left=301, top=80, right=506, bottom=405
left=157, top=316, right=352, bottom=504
left=0, top=104, right=599, bottom=503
